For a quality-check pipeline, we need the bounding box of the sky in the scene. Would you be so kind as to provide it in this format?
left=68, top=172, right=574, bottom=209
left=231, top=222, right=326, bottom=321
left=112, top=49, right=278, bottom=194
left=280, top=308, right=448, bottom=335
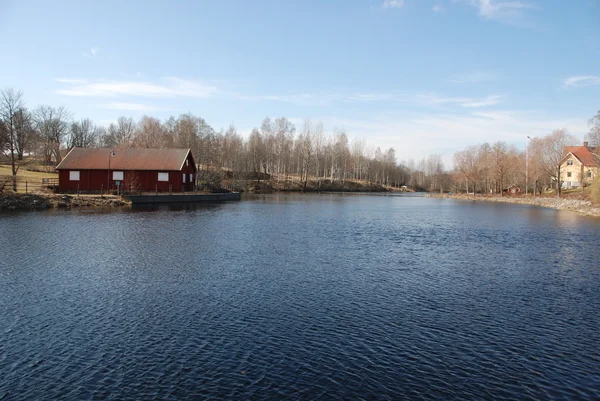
left=1, top=0, right=599, bottom=166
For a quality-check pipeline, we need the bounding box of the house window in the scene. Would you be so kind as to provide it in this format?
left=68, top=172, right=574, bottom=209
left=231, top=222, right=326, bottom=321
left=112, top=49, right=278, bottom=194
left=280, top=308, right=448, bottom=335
left=588, top=171, right=593, bottom=178
left=186, top=159, right=189, bottom=166
left=69, top=171, right=80, bottom=181
left=182, top=173, right=186, bottom=183
left=567, top=172, right=572, bottom=177
left=189, top=173, right=193, bottom=183
left=158, top=172, right=169, bottom=182
left=567, top=159, right=574, bottom=166
left=113, top=171, right=124, bottom=181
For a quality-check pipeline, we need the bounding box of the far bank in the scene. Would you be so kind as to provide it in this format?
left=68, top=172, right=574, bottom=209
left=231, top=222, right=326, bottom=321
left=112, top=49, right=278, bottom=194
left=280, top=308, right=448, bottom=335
left=428, top=193, right=600, bottom=217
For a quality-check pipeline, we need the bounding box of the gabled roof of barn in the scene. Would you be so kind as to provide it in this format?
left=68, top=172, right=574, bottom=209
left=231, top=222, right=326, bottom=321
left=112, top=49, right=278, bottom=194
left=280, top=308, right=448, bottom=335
left=56, top=148, right=194, bottom=171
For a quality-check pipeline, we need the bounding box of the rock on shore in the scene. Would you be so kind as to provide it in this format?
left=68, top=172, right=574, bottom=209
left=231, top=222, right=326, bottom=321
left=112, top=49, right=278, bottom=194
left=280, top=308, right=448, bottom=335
left=429, top=194, right=600, bottom=217
left=0, top=192, right=128, bottom=211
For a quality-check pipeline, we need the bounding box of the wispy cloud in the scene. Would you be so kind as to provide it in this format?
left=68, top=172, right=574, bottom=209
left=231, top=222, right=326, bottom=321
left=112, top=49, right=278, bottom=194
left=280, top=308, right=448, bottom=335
left=82, top=47, right=98, bottom=58
left=563, top=75, right=600, bottom=88
left=448, top=71, right=497, bottom=84
left=240, top=90, right=502, bottom=108
left=433, top=3, right=445, bottom=12
left=461, top=95, right=503, bottom=107
left=382, top=0, right=404, bottom=9
left=100, top=102, right=165, bottom=112
left=317, top=110, right=587, bottom=166
left=56, top=77, right=218, bottom=98
left=415, top=93, right=503, bottom=108
left=462, top=0, right=534, bottom=22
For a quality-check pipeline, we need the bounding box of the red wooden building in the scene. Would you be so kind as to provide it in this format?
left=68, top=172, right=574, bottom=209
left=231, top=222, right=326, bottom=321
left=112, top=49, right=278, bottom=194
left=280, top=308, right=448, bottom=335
left=56, top=148, right=197, bottom=193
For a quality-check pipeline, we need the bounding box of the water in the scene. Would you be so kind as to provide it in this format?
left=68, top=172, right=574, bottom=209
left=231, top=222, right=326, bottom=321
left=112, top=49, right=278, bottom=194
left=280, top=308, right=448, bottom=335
left=1, top=194, right=599, bottom=400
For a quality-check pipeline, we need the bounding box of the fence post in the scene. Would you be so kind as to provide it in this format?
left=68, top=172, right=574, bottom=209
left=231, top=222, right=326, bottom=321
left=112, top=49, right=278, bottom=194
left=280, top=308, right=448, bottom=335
left=25, top=181, right=28, bottom=194
left=155, top=184, right=158, bottom=195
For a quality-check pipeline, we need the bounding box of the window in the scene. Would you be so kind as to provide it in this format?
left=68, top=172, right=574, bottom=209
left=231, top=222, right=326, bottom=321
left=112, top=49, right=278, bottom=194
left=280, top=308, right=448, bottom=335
left=567, top=172, right=572, bottom=177
left=567, top=159, right=574, bottom=166
left=186, top=159, right=189, bottom=166
left=189, top=173, right=193, bottom=183
left=182, top=173, right=186, bottom=183
left=112, top=171, right=124, bottom=181
left=158, top=172, right=169, bottom=182
left=588, top=171, right=593, bottom=178
left=69, top=171, right=80, bottom=181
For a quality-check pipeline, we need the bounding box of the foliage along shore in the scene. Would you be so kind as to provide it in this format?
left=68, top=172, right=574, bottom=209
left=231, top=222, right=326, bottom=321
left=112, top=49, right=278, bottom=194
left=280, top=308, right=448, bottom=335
left=0, top=179, right=401, bottom=212
left=241, top=177, right=401, bottom=193
left=428, top=193, right=600, bottom=217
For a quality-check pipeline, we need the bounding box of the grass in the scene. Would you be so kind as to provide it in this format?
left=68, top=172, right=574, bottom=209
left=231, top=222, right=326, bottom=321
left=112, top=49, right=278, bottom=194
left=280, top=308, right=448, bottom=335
left=0, top=162, right=58, bottom=193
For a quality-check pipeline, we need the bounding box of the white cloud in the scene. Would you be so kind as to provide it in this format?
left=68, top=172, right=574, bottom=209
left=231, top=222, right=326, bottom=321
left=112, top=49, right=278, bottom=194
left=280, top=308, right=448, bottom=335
left=563, top=75, right=600, bottom=88
left=82, top=47, right=98, bottom=58
left=316, top=110, right=587, bottom=167
left=462, top=0, right=534, bottom=21
left=56, top=77, right=218, bottom=98
left=382, top=0, right=404, bottom=9
left=433, top=3, right=445, bottom=12
left=448, top=71, right=497, bottom=84
left=100, top=102, right=165, bottom=112
left=415, top=93, right=502, bottom=108
left=461, top=95, right=503, bottom=107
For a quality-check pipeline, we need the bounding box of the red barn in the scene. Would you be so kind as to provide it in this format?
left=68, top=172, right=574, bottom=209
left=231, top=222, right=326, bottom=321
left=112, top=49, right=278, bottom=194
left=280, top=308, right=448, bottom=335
left=56, top=148, right=197, bottom=193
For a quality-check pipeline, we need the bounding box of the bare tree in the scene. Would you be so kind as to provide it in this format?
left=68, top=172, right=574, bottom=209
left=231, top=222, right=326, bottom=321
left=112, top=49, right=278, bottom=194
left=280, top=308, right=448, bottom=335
left=13, top=107, right=35, bottom=160
left=538, top=129, right=577, bottom=197
left=34, top=105, right=71, bottom=164
left=68, top=118, right=99, bottom=149
left=104, top=116, right=136, bottom=147
left=586, top=110, right=600, bottom=147
left=0, top=88, right=25, bottom=191
left=134, top=116, right=166, bottom=148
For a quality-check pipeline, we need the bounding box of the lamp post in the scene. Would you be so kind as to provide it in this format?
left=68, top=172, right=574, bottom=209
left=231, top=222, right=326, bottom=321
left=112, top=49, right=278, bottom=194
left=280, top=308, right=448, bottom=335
left=525, top=138, right=528, bottom=196
left=107, top=149, right=115, bottom=194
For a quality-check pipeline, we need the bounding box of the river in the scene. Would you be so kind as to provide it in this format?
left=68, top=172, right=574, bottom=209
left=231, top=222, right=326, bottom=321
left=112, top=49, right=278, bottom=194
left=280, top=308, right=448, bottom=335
left=1, top=194, right=599, bottom=400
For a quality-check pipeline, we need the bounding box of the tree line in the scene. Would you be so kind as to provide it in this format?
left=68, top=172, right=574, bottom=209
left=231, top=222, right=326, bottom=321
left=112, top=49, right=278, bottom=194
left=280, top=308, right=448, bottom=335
left=2, top=87, right=598, bottom=195
left=453, top=114, right=599, bottom=196
left=1, top=88, right=425, bottom=191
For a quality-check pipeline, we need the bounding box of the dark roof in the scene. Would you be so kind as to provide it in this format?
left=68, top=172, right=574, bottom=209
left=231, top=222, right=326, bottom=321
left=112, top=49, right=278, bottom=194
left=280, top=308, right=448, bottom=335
left=563, top=145, right=599, bottom=167
left=56, top=148, right=193, bottom=171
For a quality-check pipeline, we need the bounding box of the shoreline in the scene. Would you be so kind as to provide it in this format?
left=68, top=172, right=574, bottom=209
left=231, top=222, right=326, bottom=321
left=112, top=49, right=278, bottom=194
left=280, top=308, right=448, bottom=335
left=428, top=193, right=600, bottom=217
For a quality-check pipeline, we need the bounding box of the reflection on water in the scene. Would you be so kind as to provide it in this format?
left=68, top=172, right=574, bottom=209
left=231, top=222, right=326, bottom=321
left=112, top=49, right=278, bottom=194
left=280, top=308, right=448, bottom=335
left=1, top=194, right=599, bottom=400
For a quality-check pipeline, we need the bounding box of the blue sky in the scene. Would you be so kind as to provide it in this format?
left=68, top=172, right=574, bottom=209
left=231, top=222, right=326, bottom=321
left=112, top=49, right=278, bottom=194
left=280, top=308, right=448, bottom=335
left=1, top=0, right=599, bottom=165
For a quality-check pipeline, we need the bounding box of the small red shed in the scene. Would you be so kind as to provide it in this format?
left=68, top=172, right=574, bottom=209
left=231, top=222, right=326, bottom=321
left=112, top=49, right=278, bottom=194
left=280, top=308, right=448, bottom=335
left=56, top=148, right=197, bottom=193
left=504, top=185, right=521, bottom=195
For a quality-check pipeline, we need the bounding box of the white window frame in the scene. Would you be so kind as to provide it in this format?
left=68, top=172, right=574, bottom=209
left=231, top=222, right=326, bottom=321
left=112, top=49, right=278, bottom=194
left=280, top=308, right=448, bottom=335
left=186, top=159, right=189, bottom=166
left=567, top=159, right=574, bottom=166
left=112, top=171, right=124, bottom=181
left=189, top=173, right=193, bottom=183
left=158, top=172, right=169, bottom=182
left=69, top=171, right=80, bottom=181
left=182, top=173, right=186, bottom=183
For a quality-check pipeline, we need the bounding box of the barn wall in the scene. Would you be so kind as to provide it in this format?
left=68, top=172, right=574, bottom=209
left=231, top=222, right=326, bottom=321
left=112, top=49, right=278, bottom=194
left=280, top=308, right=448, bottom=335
left=59, top=169, right=191, bottom=193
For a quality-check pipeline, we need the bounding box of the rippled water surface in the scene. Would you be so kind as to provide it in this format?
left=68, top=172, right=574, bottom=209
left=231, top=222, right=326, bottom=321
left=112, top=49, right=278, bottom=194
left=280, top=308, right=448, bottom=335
left=1, top=194, right=600, bottom=400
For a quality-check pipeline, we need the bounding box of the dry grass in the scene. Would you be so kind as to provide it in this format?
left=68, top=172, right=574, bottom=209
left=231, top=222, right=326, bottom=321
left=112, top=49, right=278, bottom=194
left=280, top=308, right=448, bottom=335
left=0, top=163, right=58, bottom=193
left=591, top=177, right=600, bottom=205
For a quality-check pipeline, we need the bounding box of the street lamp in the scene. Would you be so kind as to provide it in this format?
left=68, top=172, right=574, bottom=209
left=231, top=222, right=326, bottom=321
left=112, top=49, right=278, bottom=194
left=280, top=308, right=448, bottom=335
left=107, top=149, right=115, bottom=194
left=525, top=136, right=531, bottom=195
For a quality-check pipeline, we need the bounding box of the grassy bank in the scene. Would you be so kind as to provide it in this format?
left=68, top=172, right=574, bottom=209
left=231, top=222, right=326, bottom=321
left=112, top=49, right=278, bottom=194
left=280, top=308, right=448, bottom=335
left=234, top=176, right=404, bottom=193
